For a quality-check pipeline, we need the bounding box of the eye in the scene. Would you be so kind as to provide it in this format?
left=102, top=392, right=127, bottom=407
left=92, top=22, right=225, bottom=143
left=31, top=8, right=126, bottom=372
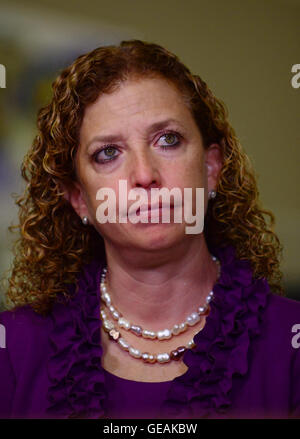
left=93, top=145, right=120, bottom=164
left=157, top=132, right=181, bottom=149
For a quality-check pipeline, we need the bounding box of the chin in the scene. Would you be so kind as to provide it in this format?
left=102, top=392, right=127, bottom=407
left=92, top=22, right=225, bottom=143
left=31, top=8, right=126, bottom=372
left=129, top=222, right=186, bottom=251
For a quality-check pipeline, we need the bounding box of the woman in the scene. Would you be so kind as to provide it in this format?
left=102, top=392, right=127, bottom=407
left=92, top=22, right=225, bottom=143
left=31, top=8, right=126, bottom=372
left=0, top=40, right=299, bottom=420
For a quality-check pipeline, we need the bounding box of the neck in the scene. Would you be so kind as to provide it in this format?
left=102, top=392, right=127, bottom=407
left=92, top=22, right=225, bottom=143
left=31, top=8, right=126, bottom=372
left=101, top=235, right=219, bottom=330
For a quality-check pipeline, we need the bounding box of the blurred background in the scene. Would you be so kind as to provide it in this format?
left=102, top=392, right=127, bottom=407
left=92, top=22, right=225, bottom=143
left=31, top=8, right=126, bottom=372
left=0, top=0, right=299, bottom=308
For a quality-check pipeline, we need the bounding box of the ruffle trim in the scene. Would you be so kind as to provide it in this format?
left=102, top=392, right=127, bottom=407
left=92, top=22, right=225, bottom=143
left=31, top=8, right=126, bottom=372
left=46, top=258, right=106, bottom=419
left=46, top=245, right=270, bottom=419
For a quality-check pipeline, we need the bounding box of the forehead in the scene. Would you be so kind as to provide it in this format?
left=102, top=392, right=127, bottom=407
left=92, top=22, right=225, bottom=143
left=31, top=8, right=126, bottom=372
left=80, top=76, right=193, bottom=133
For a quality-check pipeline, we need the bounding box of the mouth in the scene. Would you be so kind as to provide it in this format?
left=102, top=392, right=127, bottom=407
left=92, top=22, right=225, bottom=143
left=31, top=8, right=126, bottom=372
left=138, top=201, right=175, bottom=214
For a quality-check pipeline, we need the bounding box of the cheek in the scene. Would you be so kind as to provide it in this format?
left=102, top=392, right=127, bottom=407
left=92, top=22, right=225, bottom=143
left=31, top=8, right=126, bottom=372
left=190, top=150, right=206, bottom=184
left=81, top=177, right=106, bottom=211
left=90, top=180, right=121, bottom=218
left=171, top=156, right=205, bottom=187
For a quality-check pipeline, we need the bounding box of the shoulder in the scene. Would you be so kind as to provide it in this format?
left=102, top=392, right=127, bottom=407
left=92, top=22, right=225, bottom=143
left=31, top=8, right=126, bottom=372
left=0, top=304, right=52, bottom=343
left=263, top=293, right=300, bottom=331
left=267, top=292, right=300, bottom=314
left=262, top=293, right=300, bottom=361
left=258, top=293, right=300, bottom=380
left=258, top=292, right=300, bottom=343
left=0, top=305, right=54, bottom=418
left=264, top=294, right=300, bottom=418
left=0, top=304, right=54, bottom=368
left=239, top=289, right=300, bottom=376
left=0, top=257, right=103, bottom=350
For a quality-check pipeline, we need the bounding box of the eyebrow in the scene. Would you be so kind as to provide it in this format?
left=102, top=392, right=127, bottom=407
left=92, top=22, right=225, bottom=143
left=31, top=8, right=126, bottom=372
left=85, top=118, right=186, bottom=150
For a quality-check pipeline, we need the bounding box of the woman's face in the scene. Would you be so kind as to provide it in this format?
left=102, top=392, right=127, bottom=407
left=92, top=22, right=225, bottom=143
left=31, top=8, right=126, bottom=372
left=68, top=76, right=222, bottom=252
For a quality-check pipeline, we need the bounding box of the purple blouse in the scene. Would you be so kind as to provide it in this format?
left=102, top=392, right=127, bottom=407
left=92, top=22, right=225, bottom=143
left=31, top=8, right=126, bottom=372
left=0, top=245, right=300, bottom=419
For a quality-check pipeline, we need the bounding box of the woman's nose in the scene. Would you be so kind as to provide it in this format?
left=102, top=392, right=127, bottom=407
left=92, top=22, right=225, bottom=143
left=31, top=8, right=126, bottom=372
left=128, top=149, right=161, bottom=189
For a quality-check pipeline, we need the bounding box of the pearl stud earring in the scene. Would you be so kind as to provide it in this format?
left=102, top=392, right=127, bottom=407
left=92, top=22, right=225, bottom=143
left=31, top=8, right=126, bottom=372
left=82, top=216, right=89, bottom=225
left=209, top=190, right=217, bottom=199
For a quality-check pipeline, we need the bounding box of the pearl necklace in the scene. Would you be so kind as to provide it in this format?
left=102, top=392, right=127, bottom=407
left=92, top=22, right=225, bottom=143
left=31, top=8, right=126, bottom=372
left=99, top=255, right=220, bottom=364
left=100, top=307, right=201, bottom=363
left=100, top=255, right=220, bottom=340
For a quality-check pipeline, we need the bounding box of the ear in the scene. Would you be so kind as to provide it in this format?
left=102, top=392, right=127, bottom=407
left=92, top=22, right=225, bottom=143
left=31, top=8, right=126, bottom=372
left=61, top=180, right=90, bottom=221
left=204, top=143, right=223, bottom=191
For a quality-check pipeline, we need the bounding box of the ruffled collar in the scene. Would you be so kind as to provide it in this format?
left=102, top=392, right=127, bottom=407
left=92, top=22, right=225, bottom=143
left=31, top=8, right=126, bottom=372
left=46, top=245, right=270, bottom=419
left=47, top=257, right=106, bottom=419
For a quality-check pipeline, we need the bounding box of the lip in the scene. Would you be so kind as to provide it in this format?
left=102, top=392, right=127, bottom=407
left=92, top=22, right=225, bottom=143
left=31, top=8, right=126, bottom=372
left=139, top=201, right=175, bottom=213
left=126, top=201, right=180, bottom=219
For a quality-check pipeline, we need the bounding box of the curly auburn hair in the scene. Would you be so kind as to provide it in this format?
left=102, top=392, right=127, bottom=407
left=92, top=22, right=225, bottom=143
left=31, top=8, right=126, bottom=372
left=3, top=39, right=283, bottom=315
